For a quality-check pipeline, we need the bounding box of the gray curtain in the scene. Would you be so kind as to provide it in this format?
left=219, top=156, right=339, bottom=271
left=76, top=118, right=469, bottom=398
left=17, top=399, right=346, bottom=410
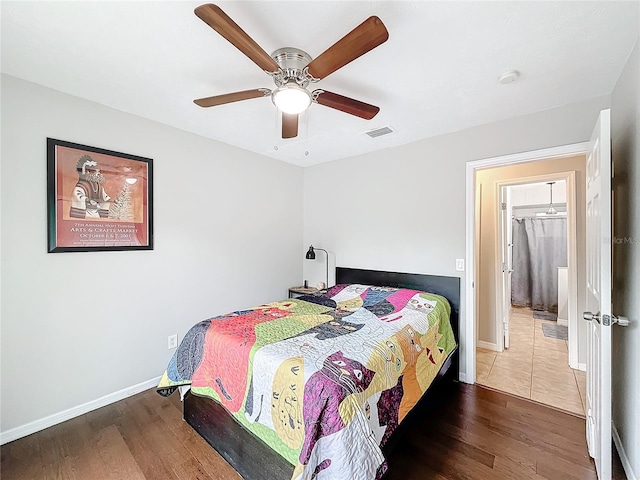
left=511, top=217, right=567, bottom=313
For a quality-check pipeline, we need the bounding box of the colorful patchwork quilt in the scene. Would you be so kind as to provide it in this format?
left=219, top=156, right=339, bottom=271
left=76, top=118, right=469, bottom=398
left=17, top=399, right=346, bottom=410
left=157, top=284, right=456, bottom=480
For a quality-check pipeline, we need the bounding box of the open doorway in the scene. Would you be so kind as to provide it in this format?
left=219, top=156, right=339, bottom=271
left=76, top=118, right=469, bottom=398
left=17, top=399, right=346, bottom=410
left=464, top=147, right=589, bottom=417
left=475, top=173, right=586, bottom=415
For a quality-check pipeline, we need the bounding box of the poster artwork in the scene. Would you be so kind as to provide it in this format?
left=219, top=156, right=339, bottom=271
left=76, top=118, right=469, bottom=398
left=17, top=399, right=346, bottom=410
left=47, top=138, right=153, bottom=252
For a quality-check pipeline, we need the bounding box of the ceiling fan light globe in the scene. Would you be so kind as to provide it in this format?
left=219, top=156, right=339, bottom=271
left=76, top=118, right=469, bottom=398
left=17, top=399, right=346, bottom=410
left=272, top=84, right=311, bottom=114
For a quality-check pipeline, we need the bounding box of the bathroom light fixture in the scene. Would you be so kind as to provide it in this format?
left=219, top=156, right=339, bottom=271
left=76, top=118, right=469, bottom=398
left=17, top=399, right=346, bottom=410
left=536, top=181, right=567, bottom=217
left=272, top=82, right=312, bottom=114
left=546, top=181, right=557, bottom=215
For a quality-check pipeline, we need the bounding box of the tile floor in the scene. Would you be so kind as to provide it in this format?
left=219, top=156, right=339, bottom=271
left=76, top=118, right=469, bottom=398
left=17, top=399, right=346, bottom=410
left=476, top=307, right=587, bottom=416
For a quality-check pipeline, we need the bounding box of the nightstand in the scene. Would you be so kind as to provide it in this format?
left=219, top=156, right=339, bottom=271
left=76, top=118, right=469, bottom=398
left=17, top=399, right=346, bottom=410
left=288, top=286, right=319, bottom=298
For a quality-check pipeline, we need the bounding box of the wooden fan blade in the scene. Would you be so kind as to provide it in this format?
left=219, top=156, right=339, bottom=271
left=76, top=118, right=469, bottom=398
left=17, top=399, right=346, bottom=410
left=195, top=4, right=279, bottom=73
left=194, top=88, right=270, bottom=107
left=306, top=16, right=388, bottom=80
left=313, top=90, right=380, bottom=119
left=282, top=113, right=299, bottom=139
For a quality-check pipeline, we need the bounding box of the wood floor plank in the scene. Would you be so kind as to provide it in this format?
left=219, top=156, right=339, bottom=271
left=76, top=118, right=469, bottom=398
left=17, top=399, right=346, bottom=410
left=459, top=388, right=583, bottom=436
left=141, top=391, right=241, bottom=480
left=170, top=457, right=217, bottom=480
left=504, top=395, right=586, bottom=432
left=1, top=432, right=45, bottom=480
left=487, top=412, right=594, bottom=468
left=65, top=446, right=107, bottom=480
left=411, top=436, right=499, bottom=480
left=38, top=424, right=75, bottom=480
left=115, top=406, right=187, bottom=478
left=58, top=416, right=105, bottom=480
left=95, top=425, right=146, bottom=480
left=437, top=414, right=539, bottom=473
left=1, top=383, right=611, bottom=480
left=491, top=455, right=547, bottom=480
left=418, top=429, right=496, bottom=469
left=535, top=449, right=599, bottom=480
left=149, top=392, right=240, bottom=479
left=386, top=442, right=451, bottom=480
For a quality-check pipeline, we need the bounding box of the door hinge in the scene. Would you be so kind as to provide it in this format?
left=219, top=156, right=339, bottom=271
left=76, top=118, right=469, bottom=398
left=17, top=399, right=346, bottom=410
left=501, top=202, right=507, bottom=210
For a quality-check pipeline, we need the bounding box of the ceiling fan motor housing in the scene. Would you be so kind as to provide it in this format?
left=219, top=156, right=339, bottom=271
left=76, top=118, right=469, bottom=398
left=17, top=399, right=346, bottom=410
left=271, top=48, right=314, bottom=88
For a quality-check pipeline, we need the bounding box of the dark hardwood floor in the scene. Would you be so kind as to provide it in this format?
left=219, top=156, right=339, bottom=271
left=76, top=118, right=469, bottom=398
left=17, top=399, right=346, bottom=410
left=1, top=383, right=626, bottom=479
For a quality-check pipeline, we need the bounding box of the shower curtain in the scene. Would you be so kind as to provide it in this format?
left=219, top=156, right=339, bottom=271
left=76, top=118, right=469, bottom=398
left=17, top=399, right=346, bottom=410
left=511, top=217, right=567, bottom=313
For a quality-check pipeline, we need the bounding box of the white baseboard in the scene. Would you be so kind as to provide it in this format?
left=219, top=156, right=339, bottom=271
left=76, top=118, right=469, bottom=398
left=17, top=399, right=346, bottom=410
left=477, top=340, right=498, bottom=351
left=613, top=422, right=637, bottom=480
left=557, top=317, right=568, bottom=326
left=577, top=362, right=586, bottom=372
left=0, top=376, right=161, bottom=445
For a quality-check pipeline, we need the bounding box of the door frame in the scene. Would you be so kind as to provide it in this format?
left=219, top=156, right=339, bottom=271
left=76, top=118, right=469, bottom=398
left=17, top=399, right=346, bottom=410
left=464, top=142, right=588, bottom=383
left=493, top=172, right=578, bottom=368
left=498, top=183, right=512, bottom=351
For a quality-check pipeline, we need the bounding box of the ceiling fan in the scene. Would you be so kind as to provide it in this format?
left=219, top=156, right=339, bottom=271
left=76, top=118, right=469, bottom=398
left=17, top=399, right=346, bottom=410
left=193, top=4, right=389, bottom=139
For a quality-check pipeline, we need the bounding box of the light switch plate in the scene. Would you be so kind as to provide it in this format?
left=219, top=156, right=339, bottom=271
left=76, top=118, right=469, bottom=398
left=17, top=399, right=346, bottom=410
left=456, top=259, right=465, bottom=271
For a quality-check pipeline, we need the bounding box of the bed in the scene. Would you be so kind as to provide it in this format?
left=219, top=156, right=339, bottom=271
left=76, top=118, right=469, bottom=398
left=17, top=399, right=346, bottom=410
left=157, top=267, right=460, bottom=480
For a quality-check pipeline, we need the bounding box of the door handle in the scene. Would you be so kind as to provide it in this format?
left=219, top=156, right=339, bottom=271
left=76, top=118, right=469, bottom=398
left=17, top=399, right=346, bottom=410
left=613, top=315, right=630, bottom=327
left=583, top=312, right=629, bottom=326
left=583, top=311, right=601, bottom=323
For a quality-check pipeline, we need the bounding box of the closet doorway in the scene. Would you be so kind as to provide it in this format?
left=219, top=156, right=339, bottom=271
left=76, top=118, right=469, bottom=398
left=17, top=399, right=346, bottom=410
left=473, top=160, right=587, bottom=416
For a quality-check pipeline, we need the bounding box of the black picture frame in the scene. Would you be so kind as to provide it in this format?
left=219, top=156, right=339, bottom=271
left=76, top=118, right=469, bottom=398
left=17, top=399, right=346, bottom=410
left=47, top=138, right=154, bottom=252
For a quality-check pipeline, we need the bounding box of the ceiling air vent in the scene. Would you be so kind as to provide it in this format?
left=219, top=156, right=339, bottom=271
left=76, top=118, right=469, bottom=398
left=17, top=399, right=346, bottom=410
left=365, top=126, right=394, bottom=138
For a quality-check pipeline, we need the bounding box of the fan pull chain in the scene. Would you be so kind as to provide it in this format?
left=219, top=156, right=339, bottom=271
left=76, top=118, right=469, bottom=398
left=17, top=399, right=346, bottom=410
left=273, top=106, right=279, bottom=151
left=304, top=110, right=309, bottom=156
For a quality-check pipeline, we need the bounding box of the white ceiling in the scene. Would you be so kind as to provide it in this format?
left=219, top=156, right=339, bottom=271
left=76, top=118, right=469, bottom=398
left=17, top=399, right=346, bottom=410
left=2, top=1, right=638, bottom=167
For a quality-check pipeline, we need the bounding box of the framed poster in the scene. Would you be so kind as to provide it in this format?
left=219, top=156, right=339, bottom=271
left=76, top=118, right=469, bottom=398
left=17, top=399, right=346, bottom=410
left=47, top=138, right=153, bottom=252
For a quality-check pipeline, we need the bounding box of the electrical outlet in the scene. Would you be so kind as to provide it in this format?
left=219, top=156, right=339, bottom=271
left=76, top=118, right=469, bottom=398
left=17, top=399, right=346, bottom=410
left=168, top=334, right=178, bottom=350
left=456, top=259, right=465, bottom=271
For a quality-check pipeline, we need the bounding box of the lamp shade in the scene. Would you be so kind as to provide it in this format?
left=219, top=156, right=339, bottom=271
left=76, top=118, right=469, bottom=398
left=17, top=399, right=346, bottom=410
left=305, top=245, right=316, bottom=260
left=272, top=83, right=312, bottom=114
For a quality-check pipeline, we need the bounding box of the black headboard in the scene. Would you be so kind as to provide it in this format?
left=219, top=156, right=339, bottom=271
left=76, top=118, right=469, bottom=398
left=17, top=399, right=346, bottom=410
left=336, top=267, right=460, bottom=313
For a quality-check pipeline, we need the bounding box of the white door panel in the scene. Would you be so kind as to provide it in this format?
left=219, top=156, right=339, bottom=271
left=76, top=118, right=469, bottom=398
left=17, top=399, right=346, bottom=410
left=584, top=109, right=612, bottom=479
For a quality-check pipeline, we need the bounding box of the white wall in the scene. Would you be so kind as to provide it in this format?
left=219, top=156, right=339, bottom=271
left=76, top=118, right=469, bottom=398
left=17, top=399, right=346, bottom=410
left=303, top=94, right=610, bottom=381
left=510, top=180, right=567, bottom=208
left=0, top=75, right=304, bottom=435
left=611, top=39, right=640, bottom=480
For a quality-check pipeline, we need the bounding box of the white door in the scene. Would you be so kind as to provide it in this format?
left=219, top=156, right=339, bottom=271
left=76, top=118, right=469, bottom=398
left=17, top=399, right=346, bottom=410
left=500, top=186, right=513, bottom=349
left=584, top=109, right=612, bottom=479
